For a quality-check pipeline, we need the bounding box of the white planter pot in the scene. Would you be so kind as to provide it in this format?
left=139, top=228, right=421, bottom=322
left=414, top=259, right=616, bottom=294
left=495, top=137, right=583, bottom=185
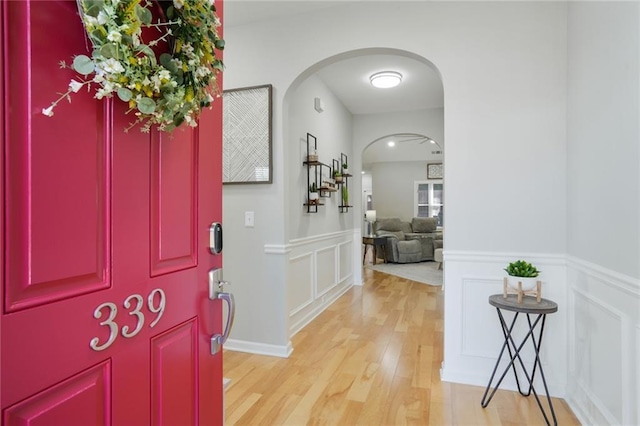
left=343, top=168, right=349, bottom=175
left=309, top=193, right=319, bottom=201
left=506, top=276, right=538, bottom=291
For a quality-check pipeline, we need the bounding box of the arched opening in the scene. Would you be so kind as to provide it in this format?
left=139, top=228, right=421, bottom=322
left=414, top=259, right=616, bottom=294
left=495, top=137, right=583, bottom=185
left=281, top=47, right=445, bottom=327
left=282, top=47, right=444, bottom=244
left=362, top=132, right=443, bottom=235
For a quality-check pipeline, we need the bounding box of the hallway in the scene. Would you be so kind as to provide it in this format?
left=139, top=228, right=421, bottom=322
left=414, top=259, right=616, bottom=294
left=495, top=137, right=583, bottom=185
left=223, top=269, right=580, bottom=425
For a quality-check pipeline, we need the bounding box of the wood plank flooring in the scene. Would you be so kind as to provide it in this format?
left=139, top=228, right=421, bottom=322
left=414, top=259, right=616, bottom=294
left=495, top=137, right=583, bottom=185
left=224, top=268, right=580, bottom=425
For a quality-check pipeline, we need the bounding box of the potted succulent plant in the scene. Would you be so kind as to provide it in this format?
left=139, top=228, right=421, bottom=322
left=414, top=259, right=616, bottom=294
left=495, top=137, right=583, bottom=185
left=309, top=183, right=319, bottom=203
left=504, top=260, right=540, bottom=291
left=342, top=185, right=349, bottom=205
left=333, top=170, right=343, bottom=183
left=342, top=162, right=349, bottom=175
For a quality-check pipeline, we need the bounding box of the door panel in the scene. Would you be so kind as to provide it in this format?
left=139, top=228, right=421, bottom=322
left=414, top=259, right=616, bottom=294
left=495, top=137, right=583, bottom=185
left=4, top=0, right=110, bottom=313
left=150, top=130, right=198, bottom=276
left=1, top=0, right=225, bottom=424
left=151, top=319, right=198, bottom=425
left=4, top=361, right=111, bottom=426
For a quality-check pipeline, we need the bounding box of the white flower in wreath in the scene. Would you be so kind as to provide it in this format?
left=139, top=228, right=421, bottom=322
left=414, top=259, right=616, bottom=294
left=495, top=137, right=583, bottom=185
left=184, top=114, right=197, bottom=127
left=107, top=30, right=122, bottom=43
left=98, top=11, right=108, bottom=24
left=194, top=66, right=210, bottom=78
left=97, top=58, right=125, bottom=74
left=68, top=79, right=83, bottom=93
left=102, top=5, right=116, bottom=17
left=95, top=87, right=110, bottom=100
left=181, top=43, right=194, bottom=56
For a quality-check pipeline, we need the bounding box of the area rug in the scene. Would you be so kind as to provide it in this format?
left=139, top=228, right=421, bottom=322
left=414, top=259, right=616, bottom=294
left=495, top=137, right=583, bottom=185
left=364, top=261, right=443, bottom=286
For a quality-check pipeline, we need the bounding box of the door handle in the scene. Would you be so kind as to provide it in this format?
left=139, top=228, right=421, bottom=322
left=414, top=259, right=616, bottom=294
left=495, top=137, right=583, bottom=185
left=209, top=268, right=235, bottom=355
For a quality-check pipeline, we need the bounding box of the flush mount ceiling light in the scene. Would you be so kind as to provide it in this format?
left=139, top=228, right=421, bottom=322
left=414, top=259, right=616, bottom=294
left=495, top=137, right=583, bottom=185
left=387, top=141, right=396, bottom=147
left=370, top=71, right=403, bottom=89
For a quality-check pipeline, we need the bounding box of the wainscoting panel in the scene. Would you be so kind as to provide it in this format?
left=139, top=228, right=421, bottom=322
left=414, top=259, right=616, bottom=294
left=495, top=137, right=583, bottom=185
left=566, top=256, right=639, bottom=426
left=573, top=291, right=624, bottom=424
left=338, top=241, right=353, bottom=283
left=316, top=246, right=337, bottom=297
left=287, top=230, right=355, bottom=337
left=288, top=252, right=314, bottom=316
left=441, top=251, right=568, bottom=397
left=637, top=325, right=640, bottom=426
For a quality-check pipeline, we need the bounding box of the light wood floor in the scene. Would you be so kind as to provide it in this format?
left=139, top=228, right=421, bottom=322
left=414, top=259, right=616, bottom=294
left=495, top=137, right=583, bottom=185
left=224, top=267, right=580, bottom=425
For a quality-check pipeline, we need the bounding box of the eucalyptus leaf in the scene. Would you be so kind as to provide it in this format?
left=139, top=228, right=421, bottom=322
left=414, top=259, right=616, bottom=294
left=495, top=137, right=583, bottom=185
left=83, top=0, right=104, bottom=17
left=214, top=39, right=225, bottom=50
left=121, top=34, right=133, bottom=45
left=137, top=97, right=156, bottom=114
left=135, top=4, right=152, bottom=25
left=173, top=113, right=185, bottom=127
left=117, top=88, right=133, bottom=102
left=211, top=60, right=224, bottom=71
left=73, top=55, right=95, bottom=75
left=159, top=53, right=173, bottom=68
left=174, top=71, right=184, bottom=85
left=166, top=6, right=175, bottom=19
left=159, top=55, right=178, bottom=74
left=99, top=43, right=118, bottom=59
left=90, top=29, right=105, bottom=43
left=134, top=45, right=156, bottom=67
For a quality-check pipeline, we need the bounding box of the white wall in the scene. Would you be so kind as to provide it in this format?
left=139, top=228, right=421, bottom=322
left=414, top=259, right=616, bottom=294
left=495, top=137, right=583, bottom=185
left=371, top=161, right=427, bottom=220
left=223, top=1, right=569, bottom=390
left=288, top=75, right=354, bottom=239
left=285, top=75, right=356, bottom=337
left=566, top=2, right=640, bottom=425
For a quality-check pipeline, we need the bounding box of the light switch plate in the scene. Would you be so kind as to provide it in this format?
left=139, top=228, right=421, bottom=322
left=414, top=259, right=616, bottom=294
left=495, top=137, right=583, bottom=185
left=244, top=211, right=254, bottom=227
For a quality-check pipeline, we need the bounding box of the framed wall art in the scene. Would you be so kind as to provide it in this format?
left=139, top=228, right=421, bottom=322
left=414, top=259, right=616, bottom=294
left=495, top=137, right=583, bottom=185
left=223, top=84, right=273, bottom=184
left=427, top=163, right=443, bottom=179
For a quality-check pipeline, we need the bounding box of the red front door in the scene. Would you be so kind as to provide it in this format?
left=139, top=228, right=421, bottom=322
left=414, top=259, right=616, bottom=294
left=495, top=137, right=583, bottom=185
left=1, top=1, right=225, bottom=424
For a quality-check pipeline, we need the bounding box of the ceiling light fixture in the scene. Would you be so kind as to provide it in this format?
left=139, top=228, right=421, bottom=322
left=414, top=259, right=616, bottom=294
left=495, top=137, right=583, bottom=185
left=387, top=141, right=396, bottom=147
left=370, top=71, right=403, bottom=89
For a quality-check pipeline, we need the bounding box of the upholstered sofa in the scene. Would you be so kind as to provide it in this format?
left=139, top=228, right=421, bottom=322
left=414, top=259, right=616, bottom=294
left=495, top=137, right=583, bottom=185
left=374, top=217, right=443, bottom=263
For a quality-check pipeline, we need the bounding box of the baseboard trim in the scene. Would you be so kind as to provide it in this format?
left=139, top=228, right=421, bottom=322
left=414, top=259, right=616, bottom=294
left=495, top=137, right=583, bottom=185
left=566, top=395, right=602, bottom=426
left=223, top=339, right=293, bottom=358
left=290, top=283, right=353, bottom=337
left=441, top=366, right=565, bottom=398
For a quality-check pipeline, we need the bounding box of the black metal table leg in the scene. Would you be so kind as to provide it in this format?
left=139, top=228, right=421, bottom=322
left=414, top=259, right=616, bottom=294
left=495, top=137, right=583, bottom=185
left=481, top=295, right=559, bottom=426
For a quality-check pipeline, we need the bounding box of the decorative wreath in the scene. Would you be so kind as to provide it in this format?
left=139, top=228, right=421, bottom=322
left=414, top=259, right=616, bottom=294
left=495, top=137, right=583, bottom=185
left=44, top=0, right=224, bottom=133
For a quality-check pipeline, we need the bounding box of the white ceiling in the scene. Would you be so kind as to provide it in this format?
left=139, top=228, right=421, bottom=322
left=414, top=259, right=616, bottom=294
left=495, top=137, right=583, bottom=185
left=224, top=1, right=444, bottom=164
left=224, top=1, right=341, bottom=28
left=315, top=54, right=443, bottom=115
